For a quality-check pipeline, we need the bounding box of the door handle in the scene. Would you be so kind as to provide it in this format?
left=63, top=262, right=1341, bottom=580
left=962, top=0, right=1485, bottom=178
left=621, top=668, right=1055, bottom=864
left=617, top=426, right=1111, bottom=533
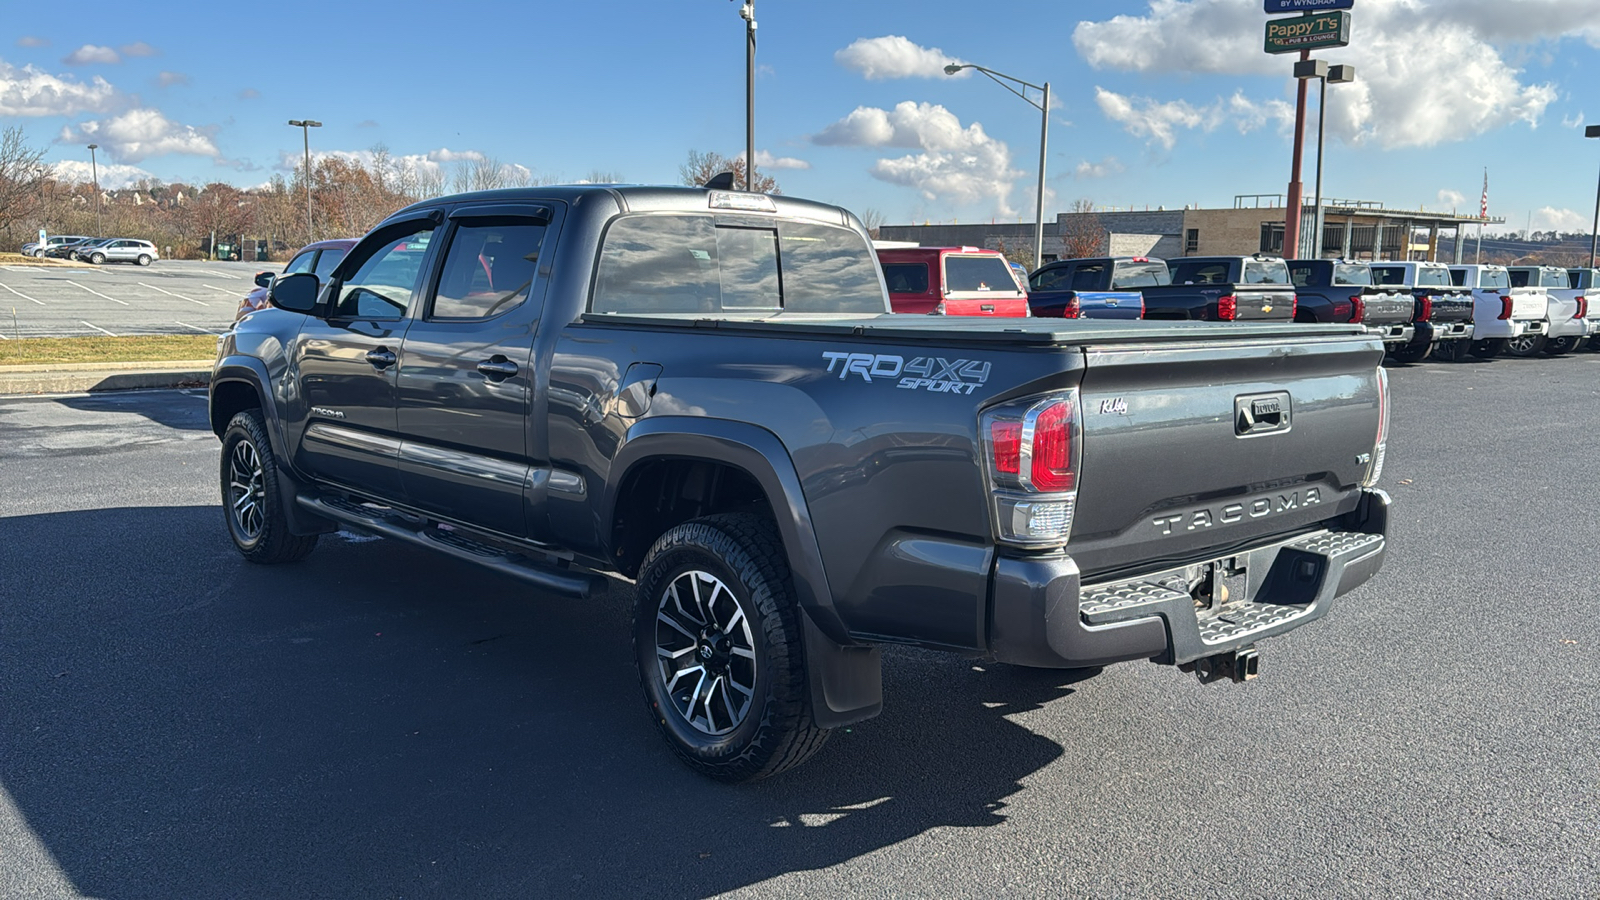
left=477, top=358, right=519, bottom=380
left=365, top=347, right=397, bottom=369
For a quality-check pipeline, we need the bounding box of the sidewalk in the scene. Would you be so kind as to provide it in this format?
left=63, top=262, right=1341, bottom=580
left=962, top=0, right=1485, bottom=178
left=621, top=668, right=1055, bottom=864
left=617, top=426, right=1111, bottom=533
left=0, top=359, right=213, bottom=395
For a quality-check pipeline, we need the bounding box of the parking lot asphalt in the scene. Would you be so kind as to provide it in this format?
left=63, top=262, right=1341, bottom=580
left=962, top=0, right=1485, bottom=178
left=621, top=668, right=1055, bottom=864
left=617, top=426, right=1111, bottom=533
left=1, top=357, right=1598, bottom=899
left=0, top=259, right=262, bottom=338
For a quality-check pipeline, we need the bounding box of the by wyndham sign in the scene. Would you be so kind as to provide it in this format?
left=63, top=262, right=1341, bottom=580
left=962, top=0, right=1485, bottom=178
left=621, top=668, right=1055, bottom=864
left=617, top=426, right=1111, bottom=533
left=1264, top=0, right=1354, bottom=12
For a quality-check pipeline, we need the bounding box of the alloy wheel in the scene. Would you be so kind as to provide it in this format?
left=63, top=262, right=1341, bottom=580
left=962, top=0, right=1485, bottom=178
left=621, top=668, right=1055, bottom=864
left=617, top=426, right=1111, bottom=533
left=654, top=569, right=757, bottom=736
left=228, top=438, right=266, bottom=540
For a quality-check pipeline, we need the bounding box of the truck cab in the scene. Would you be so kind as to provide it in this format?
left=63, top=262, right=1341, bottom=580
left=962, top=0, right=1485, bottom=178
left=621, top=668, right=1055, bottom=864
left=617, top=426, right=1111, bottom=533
left=1508, top=265, right=1591, bottom=355
left=1448, top=264, right=1547, bottom=359
left=876, top=246, right=1030, bottom=317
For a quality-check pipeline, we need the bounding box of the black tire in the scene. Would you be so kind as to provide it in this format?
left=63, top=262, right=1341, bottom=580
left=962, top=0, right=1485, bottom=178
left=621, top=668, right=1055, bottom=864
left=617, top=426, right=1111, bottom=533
left=1543, top=335, right=1580, bottom=355
left=89, top=252, right=105, bottom=265
left=1502, top=333, right=1546, bottom=357
left=220, top=409, right=318, bottom=564
left=1468, top=338, right=1507, bottom=359
left=1388, top=341, right=1431, bottom=364
left=137, top=254, right=151, bottom=266
left=1431, top=340, right=1464, bottom=362
left=634, top=513, right=829, bottom=782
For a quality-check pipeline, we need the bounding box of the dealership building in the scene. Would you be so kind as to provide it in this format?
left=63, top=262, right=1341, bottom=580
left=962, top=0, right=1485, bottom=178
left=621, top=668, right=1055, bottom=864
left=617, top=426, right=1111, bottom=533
left=877, top=195, right=1504, bottom=265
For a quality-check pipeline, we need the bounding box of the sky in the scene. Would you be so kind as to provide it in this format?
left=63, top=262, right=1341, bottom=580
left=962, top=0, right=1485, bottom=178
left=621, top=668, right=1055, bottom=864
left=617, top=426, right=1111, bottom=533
left=5, top=0, right=1600, bottom=235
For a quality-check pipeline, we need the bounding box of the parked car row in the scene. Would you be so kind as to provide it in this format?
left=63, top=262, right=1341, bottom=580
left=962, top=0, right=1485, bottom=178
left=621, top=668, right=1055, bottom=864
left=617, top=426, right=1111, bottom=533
left=869, top=245, right=1599, bottom=363
left=19, top=235, right=161, bottom=266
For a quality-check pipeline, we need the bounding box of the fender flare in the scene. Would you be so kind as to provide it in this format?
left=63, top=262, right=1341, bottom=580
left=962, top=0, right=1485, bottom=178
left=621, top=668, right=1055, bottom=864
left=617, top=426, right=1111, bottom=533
left=606, top=417, right=882, bottom=729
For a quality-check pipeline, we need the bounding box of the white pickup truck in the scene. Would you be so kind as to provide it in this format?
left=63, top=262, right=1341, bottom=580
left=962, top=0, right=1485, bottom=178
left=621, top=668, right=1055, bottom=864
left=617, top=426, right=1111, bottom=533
left=1508, top=266, right=1591, bottom=356
left=1448, top=264, right=1547, bottom=359
left=1558, top=268, right=1600, bottom=353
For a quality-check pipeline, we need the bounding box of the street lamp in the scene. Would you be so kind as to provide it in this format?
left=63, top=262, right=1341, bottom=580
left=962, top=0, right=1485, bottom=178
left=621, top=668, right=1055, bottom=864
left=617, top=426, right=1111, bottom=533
left=735, top=0, right=756, bottom=191
left=1587, top=124, right=1600, bottom=268
left=1294, top=60, right=1356, bottom=259
left=944, top=62, right=1050, bottom=270
left=86, top=143, right=103, bottom=237
left=287, top=119, right=322, bottom=242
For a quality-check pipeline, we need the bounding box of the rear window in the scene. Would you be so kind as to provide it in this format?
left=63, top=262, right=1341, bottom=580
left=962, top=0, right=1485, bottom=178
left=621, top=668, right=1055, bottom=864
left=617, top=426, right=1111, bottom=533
left=1110, top=262, right=1170, bottom=289
left=882, top=263, right=929, bottom=294
left=1540, top=269, right=1568, bottom=288
left=944, top=255, right=1021, bottom=293
left=1288, top=264, right=1311, bottom=287
left=1243, top=259, right=1289, bottom=285
left=591, top=214, right=885, bottom=315
left=1415, top=267, right=1450, bottom=287
left=1479, top=268, right=1509, bottom=289
left=1170, top=262, right=1230, bottom=285
left=1333, top=264, right=1371, bottom=286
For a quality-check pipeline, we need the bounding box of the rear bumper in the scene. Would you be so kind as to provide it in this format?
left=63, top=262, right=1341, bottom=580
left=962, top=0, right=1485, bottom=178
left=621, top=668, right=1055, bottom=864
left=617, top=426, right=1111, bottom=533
left=1364, top=322, right=1415, bottom=345
left=1548, top=316, right=1591, bottom=340
left=1417, top=320, right=1474, bottom=343
left=1474, top=318, right=1545, bottom=340
left=988, top=489, right=1390, bottom=669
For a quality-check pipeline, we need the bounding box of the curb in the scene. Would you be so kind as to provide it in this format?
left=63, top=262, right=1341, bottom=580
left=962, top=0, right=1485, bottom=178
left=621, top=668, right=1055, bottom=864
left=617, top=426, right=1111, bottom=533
left=0, top=360, right=213, bottom=395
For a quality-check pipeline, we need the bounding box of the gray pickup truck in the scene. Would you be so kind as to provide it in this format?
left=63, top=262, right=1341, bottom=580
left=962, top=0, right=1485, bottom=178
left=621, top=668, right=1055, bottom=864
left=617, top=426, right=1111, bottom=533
left=210, top=183, right=1392, bottom=781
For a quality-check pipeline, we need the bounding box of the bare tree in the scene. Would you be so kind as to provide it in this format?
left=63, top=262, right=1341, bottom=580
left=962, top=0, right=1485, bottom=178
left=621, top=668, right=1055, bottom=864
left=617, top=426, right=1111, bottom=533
left=1059, top=198, right=1105, bottom=259
left=584, top=170, right=625, bottom=184
left=0, top=127, right=49, bottom=243
left=857, top=207, right=885, bottom=239
left=679, top=149, right=780, bottom=194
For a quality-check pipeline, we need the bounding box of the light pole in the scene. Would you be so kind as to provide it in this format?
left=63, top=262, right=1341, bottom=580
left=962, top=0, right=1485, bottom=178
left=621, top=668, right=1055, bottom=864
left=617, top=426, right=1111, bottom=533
left=1295, top=60, right=1356, bottom=259
left=86, top=143, right=103, bottom=237
left=1587, top=124, right=1600, bottom=268
left=944, top=63, right=1050, bottom=270
left=288, top=119, right=322, bottom=242
left=736, top=0, right=756, bottom=191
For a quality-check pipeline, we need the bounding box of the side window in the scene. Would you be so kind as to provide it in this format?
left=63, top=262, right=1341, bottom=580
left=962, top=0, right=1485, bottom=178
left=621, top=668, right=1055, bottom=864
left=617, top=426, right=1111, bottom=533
left=1289, top=266, right=1311, bottom=288
left=1071, top=265, right=1104, bottom=292
left=593, top=215, right=719, bottom=314
left=428, top=220, right=545, bottom=320
left=283, top=251, right=316, bottom=275
left=884, top=263, right=930, bottom=294
left=331, top=224, right=434, bottom=319
left=312, top=248, right=346, bottom=280
left=1029, top=267, right=1067, bottom=291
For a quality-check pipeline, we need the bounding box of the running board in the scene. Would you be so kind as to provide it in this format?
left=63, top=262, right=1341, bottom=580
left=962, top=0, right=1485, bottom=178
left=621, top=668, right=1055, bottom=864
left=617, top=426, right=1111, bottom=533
left=297, top=495, right=605, bottom=599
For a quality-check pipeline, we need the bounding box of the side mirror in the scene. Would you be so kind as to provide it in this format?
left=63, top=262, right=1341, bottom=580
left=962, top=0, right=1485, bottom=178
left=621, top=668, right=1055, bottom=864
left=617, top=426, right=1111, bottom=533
left=267, top=272, right=320, bottom=313
left=253, top=271, right=273, bottom=288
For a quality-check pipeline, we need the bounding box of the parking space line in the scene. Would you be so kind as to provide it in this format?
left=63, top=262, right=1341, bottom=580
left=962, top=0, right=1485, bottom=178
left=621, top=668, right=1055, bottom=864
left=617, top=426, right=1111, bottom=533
left=175, top=321, right=219, bottom=335
left=0, top=283, right=46, bottom=306
left=64, top=279, right=131, bottom=306
left=138, top=282, right=208, bottom=306
left=196, top=269, right=242, bottom=279
left=81, top=321, right=117, bottom=336
left=202, top=284, right=242, bottom=295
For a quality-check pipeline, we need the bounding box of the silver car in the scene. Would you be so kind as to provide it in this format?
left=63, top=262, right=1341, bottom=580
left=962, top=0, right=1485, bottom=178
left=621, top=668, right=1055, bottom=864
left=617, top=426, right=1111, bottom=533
left=20, top=234, right=93, bottom=257
left=82, top=238, right=160, bottom=266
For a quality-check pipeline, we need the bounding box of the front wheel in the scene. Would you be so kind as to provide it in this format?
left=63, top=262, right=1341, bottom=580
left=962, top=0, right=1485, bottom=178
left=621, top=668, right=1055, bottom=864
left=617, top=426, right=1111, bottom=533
left=634, top=513, right=829, bottom=782
left=136, top=254, right=152, bottom=266
left=220, top=409, right=318, bottom=564
left=32, top=249, right=44, bottom=258
left=1468, top=338, right=1507, bottom=359
left=89, top=252, right=105, bottom=265
left=1503, top=333, right=1546, bottom=357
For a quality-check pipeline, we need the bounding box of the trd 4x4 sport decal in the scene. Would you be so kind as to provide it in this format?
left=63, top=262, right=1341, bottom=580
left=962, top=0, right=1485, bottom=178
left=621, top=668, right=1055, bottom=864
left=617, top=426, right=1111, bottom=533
left=821, top=352, right=992, bottom=395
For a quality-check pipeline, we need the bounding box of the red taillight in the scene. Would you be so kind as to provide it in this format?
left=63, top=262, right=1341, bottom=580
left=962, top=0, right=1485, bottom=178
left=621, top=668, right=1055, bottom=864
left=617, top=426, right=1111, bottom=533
left=1418, top=295, right=1433, bottom=321
left=1063, top=296, right=1080, bottom=318
left=1029, top=401, right=1075, bottom=492
left=990, top=421, right=1022, bottom=476
left=1350, top=294, right=1365, bottom=323
left=1218, top=295, right=1238, bottom=320
left=1575, top=298, right=1587, bottom=319
left=1290, top=293, right=1298, bottom=318
left=1499, top=296, right=1514, bottom=320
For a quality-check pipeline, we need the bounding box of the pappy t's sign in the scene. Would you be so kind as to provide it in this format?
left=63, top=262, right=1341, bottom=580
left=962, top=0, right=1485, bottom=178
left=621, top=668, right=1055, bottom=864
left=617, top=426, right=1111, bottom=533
left=1264, top=10, right=1352, bottom=53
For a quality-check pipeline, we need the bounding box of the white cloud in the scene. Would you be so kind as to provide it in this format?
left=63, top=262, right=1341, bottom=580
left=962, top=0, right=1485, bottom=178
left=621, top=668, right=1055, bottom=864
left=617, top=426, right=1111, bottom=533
left=815, top=101, right=1020, bottom=215
left=63, top=45, right=120, bottom=65
left=51, top=159, right=155, bottom=190
left=59, top=108, right=220, bottom=163
left=0, top=61, right=120, bottom=116
left=1073, top=157, right=1125, bottom=179
left=157, top=71, right=189, bottom=88
left=745, top=150, right=810, bottom=171
left=1227, top=91, right=1295, bottom=135
left=1074, top=0, right=1578, bottom=149
left=1095, top=88, right=1218, bottom=150
left=425, top=147, right=485, bottom=163
left=1562, top=111, right=1585, bottom=128
left=17, top=37, right=49, bottom=48
left=1533, top=206, right=1587, bottom=232
left=120, top=42, right=158, bottom=58
left=834, top=35, right=967, bottom=80
left=238, top=88, right=260, bottom=100
left=1438, top=189, right=1468, bottom=208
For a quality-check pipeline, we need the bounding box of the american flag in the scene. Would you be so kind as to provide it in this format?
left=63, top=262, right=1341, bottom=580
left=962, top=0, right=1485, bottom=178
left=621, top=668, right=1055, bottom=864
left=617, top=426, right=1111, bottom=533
left=1480, top=169, right=1489, bottom=219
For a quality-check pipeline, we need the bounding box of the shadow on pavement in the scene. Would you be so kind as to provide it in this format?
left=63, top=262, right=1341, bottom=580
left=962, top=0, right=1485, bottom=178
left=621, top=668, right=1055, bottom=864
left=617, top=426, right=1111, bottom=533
left=1, top=506, right=1091, bottom=899
left=52, top=390, right=210, bottom=432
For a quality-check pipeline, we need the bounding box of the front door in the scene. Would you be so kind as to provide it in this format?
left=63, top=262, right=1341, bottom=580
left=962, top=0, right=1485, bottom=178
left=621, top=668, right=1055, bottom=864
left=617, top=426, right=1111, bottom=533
left=394, top=207, right=554, bottom=537
left=291, top=220, right=439, bottom=500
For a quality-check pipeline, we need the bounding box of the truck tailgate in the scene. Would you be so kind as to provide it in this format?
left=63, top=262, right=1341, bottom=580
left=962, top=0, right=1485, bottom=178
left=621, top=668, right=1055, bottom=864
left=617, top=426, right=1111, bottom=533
left=1425, top=290, right=1473, bottom=323
left=1508, top=289, right=1546, bottom=320
left=1069, top=334, right=1383, bottom=579
left=1232, top=285, right=1296, bottom=320
left=1359, top=288, right=1413, bottom=325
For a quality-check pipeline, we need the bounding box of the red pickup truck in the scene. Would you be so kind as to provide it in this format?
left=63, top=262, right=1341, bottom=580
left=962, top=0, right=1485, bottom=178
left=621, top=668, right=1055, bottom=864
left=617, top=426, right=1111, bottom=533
left=876, top=246, right=1030, bottom=317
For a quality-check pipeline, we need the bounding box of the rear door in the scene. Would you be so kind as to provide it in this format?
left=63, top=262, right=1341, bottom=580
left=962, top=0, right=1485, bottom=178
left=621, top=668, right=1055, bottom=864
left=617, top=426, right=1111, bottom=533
left=1070, top=331, right=1384, bottom=579
left=290, top=218, right=439, bottom=499
left=393, top=204, right=557, bottom=537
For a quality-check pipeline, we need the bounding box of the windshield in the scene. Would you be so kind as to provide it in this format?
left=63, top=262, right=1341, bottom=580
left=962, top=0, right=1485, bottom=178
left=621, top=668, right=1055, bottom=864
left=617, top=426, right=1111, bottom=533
left=1111, top=262, right=1170, bottom=289
left=1416, top=266, right=1450, bottom=287
left=1333, top=264, right=1371, bottom=286
left=944, top=255, right=1023, bottom=294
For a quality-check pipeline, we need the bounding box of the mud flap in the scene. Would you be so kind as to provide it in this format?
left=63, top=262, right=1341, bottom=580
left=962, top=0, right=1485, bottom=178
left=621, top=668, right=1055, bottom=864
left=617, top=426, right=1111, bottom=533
left=802, top=609, right=883, bottom=729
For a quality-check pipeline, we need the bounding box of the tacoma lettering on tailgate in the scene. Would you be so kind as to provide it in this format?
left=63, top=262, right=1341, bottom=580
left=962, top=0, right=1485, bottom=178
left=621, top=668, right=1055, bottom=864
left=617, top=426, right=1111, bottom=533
left=1152, top=488, right=1323, bottom=536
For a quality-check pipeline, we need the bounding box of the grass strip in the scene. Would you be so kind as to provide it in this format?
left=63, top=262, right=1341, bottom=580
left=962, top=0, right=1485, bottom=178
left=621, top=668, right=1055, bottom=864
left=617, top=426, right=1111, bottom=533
left=0, top=251, right=91, bottom=268
left=0, top=335, right=218, bottom=366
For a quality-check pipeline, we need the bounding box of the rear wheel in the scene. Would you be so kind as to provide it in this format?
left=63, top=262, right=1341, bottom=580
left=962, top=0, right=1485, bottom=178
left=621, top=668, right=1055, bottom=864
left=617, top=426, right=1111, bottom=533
left=634, top=513, right=829, bottom=782
left=1468, top=338, right=1507, bottom=359
left=136, top=254, right=152, bottom=266
left=1543, top=335, right=1580, bottom=355
left=220, top=409, right=318, bottom=564
left=1431, top=340, right=1464, bottom=362
left=1503, top=333, right=1546, bottom=357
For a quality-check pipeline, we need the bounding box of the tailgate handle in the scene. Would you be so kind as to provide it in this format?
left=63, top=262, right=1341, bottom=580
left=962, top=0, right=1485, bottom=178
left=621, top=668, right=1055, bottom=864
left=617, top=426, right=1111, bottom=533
left=1235, top=392, right=1291, bottom=437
